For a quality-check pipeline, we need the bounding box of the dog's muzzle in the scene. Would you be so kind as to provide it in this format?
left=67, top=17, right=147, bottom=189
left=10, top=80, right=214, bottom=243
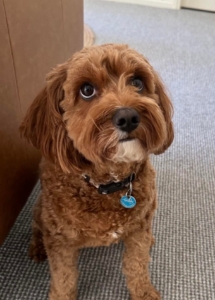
left=112, top=108, right=140, bottom=133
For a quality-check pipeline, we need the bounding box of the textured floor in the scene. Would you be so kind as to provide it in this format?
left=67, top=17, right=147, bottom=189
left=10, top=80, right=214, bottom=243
left=1, top=1, right=215, bottom=299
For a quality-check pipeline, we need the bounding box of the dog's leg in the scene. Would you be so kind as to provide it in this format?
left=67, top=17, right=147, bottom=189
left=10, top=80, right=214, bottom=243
left=44, top=236, right=79, bottom=300
left=123, top=230, right=161, bottom=300
left=28, top=195, right=47, bottom=262
left=28, top=224, right=47, bottom=262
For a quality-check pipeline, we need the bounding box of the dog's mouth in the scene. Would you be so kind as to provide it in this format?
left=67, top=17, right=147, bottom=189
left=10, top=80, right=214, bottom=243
left=119, top=137, right=135, bottom=143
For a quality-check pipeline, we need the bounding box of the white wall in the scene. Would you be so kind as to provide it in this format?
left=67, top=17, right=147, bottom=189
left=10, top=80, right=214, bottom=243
left=103, top=0, right=181, bottom=9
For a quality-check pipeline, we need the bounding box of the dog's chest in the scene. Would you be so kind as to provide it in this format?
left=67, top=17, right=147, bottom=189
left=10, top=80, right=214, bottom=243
left=58, top=184, right=147, bottom=245
left=74, top=202, right=141, bottom=246
left=42, top=161, right=156, bottom=245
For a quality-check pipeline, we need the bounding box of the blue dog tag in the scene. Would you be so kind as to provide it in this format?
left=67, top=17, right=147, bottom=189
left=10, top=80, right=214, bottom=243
left=120, top=195, right=136, bottom=209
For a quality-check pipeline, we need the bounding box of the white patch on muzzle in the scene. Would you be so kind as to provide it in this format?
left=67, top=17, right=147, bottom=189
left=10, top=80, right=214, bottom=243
left=112, top=139, right=146, bottom=163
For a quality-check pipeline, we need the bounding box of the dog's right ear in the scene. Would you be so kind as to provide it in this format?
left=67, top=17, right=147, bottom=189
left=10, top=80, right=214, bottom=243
left=20, top=62, right=76, bottom=172
left=20, top=62, right=67, bottom=149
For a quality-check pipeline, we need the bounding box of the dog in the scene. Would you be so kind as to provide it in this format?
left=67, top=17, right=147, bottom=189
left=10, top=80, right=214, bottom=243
left=20, top=44, right=174, bottom=300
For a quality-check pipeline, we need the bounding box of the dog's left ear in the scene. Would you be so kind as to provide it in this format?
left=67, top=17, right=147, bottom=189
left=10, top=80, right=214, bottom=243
left=153, top=72, right=174, bottom=154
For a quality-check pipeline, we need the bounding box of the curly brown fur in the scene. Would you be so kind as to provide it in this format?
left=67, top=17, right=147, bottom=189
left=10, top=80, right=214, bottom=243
left=20, top=44, right=174, bottom=300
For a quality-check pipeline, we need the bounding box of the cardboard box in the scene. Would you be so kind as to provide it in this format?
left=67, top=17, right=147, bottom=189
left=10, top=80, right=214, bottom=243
left=0, top=0, right=83, bottom=244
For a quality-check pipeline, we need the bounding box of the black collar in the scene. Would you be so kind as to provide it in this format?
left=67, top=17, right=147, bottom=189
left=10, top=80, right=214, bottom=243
left=83, top=173, right=135, bottom=195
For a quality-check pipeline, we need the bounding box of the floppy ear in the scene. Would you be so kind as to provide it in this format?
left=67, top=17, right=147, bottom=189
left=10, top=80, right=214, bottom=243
left=153, top=72, right=174, bottom=154
left=20, top=62, right=85, bottom=173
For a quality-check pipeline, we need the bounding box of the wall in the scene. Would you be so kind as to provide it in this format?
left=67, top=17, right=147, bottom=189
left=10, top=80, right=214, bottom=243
left=103, top=0, right=180, bottom=9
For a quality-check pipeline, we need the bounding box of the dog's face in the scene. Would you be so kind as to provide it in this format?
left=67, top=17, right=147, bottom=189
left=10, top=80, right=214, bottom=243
left=20, top=44, right=174, bottom=173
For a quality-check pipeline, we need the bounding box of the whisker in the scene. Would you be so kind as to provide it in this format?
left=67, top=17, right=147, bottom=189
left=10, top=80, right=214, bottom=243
left=103, top=132, right=117, bottom=151
left=88, top=116, right=101, bottom=132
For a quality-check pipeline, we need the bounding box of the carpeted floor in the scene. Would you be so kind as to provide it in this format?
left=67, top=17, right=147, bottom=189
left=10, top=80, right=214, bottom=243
left=1, top=1, right=215, bottom=299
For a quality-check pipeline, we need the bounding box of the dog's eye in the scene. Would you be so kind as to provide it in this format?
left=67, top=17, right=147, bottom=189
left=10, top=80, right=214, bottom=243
left=80, top=83, right=96, bottom=100
left=130, top=77, right=144, bottom=92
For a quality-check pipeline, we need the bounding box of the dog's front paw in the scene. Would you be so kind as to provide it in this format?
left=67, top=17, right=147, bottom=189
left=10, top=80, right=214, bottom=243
left=132, top=285, right=161, bottom=300
left=143, top=289, right=160, bottom=300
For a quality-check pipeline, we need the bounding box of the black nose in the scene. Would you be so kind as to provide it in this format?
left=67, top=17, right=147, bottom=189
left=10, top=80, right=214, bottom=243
left=113, top=108, right=140, bottom=133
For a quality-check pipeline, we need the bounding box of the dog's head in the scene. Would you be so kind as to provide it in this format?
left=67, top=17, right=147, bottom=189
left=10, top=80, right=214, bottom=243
left=20, top=44, right=174, bottom=173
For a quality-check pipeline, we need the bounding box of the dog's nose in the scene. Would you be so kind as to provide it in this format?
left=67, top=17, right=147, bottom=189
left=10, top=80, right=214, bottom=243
left=113, top=108, right=140, bottom=133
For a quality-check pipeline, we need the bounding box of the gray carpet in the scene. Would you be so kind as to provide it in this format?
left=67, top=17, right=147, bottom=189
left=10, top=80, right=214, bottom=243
left=1, top=0, right=215, bottom=299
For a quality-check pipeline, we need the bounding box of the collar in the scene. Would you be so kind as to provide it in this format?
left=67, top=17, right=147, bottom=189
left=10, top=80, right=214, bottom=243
left=83, top=173, right=135, bottom=195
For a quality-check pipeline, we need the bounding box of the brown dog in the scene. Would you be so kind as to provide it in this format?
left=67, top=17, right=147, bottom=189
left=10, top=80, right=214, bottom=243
left=20, top=44, right=174, bottom=300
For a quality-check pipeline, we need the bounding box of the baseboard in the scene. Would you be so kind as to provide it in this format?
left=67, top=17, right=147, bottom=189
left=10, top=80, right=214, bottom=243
left=103, top=0, right=181, bottom=9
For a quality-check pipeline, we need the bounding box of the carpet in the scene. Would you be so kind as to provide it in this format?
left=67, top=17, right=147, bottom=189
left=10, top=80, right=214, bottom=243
left=0, top=0, right=215, bottom=299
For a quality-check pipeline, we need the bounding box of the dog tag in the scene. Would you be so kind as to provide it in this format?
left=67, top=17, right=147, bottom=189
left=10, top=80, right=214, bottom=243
left=120, top=195, right=136, bottom=209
